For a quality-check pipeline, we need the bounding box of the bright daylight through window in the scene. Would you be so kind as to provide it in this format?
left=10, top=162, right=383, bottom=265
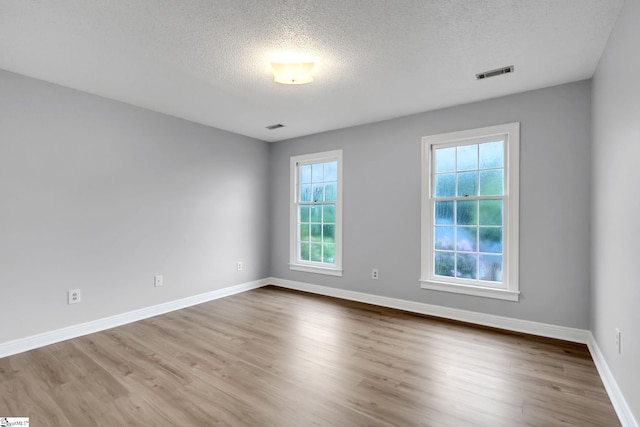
left=290, top=150, right=343, bottom=276
left=421, top=123, right=520, bottom=301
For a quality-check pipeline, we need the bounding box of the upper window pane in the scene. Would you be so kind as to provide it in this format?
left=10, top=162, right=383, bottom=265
left=324, top=161, right=338, bottom=181
left=435, top=147, right=456, bottom=173
left=300, top=165, right=312, bottom=183
left=324, top=183, right=337, bottom=201
left=435, top=174, right=455, bottom=197
left=457, top=172, right=478, bottom=197
left=479, top=141, right=504, bottom=169
left=457, top=144, right=478, bottom=171
left=311, top=163, right=324, bottom=182
left=312, top=184, right=324, bottom=202
left=479, top=170, right=504, bottom=196
left=300, top=185, right=311, bottom=202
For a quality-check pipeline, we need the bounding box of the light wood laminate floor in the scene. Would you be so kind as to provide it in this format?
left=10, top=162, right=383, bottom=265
left=0, top=286, right=620, bottom=426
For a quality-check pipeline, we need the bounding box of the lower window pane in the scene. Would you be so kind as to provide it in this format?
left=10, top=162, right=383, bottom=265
left=323, top=224, right=335, bottom=242
left=434, top=226, right=454, bottom=250
left=456, top=200, right=478, bottom=225
left=456, top=253, right=477, bottom=279
left=310, top=224, right=322, bottom=242
left=300, top=243, right=310, bottom=261
left=435, top=201, right=454, bottom=224
left=310, top=243, right=322, bottom=262
left=479, top=227, right=502, bottom=253
left=480, top=255, right=502, bottom=282
left=434, top=252, right=454, bottom=277
left=323, top=244, right=335, bottom=263
left=479, top=200, right=502, bottom=225
left=311, top=205, right=322, bottom=222
left=299, top=223, right=309, bottom=242
left=323, top=204, right=335, bottom=223
left=456, top=226, right=477, bottom=252
left=299, top=205, right=310, bottom=222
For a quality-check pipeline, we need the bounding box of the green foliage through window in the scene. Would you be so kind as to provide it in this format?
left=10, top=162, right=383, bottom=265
left=297, top=161, right=338, bottom=265
left=432, top=141, right=504, bottom=283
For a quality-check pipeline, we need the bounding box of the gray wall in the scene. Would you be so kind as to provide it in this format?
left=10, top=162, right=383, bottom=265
left=0, top=69, right=594, bottom=342
left=0, top=69, right=270, bottom=342
left=270, top=80, right=592, bottom=329
left=591, top=0, right=640, bottom=420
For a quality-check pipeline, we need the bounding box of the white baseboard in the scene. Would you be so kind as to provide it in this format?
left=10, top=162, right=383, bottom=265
left=265, top=277, right=590, bottom=343
left=2, top=276, right=634, bottom=427
left=0, top=277, right=588, bottom=359
left=587, top=333, right=638, bottom=427
left=0, top=279, right=268, bottom=359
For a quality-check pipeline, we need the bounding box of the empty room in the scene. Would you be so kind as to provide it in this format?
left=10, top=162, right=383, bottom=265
left=1, top=0, right=638, bottom=426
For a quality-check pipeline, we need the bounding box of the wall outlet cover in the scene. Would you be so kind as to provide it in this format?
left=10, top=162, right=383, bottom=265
left=68, top=289, right=81, bottom=304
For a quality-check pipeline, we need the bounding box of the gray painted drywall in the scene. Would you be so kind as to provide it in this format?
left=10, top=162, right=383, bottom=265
left=591, top=0, right=640, bottom=420
left=270, top=80, right=592, bottom=329
left=0, top=69, right=270, bottom=342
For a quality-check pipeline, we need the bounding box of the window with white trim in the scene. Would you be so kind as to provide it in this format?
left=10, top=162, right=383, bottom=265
left=421, top=123, right=520, bottom=301
left=290, top=150, right=343, bottom=276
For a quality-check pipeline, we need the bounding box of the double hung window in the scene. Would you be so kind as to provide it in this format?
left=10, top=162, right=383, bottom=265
left=421, top=123, right=520, bottom=300
left=290, top=150, right=343, bottom=276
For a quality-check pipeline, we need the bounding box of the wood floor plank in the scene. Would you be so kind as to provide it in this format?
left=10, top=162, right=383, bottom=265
left=0, top=286, right=621, bottom=426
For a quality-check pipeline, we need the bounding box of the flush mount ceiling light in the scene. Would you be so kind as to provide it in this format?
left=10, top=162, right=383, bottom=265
left=271, top=62, right=314, bottom=85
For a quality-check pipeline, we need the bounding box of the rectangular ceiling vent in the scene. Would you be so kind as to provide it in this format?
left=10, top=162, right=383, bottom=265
left=266, top=123, right=285, bottom=130
left=476, top=65, right=514, bottom=80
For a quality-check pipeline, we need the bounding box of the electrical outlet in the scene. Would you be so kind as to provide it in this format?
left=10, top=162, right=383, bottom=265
left=154, top=275, right=163, bottom=287
left=372, top=268, right=379, bottom=280
left=615, top=328, right=621, bottom=354
left=237, top=261, right=243, bottom=271
left=68, top=289, right=81, bottom=304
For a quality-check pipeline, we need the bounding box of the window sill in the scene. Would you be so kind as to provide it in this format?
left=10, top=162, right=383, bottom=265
left=420, top=279, right=519, bottom=301
left=290, top=263, right=343, bottom=277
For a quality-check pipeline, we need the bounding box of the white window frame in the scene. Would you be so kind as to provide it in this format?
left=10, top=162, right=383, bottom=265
left=290, top=150, right=343, bottom=276
left=420, top=123, right=520, bottom=301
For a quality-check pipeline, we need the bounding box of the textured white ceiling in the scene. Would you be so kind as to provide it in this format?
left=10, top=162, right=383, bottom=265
left=0, top=1, right=624, bottom=142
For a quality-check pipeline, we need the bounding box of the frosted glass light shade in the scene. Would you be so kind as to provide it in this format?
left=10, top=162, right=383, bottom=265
left=271, top=62, right=314, bottom=84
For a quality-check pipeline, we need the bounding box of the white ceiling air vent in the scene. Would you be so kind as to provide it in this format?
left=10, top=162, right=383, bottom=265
left=476, top=65, right=514, bottom=80
left=266, top=123, right=285, bottom=130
